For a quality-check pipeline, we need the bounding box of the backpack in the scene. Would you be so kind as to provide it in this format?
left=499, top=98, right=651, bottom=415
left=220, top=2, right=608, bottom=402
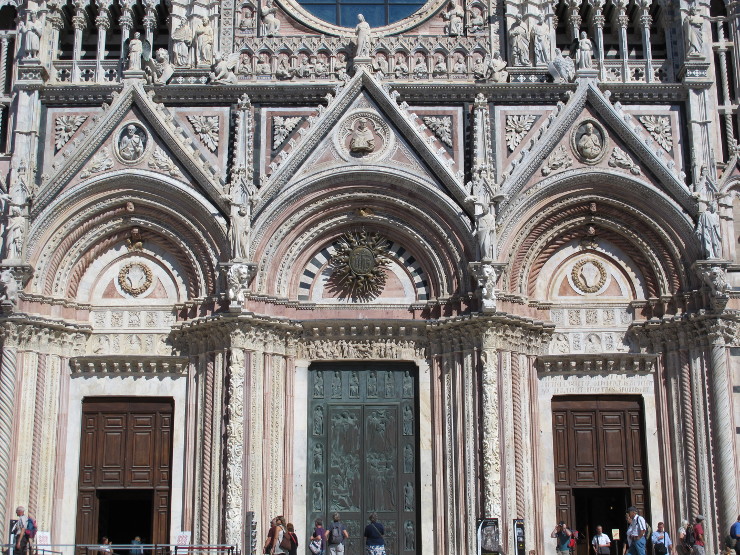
left=684, top=525, right=696, bottom=548
left=24, top=517, right=37, bottom=539
left=644, top=520, right=652, bottom=544
left=569, top=530, right=579, bottom=549
left=329, top=524, right=343, bottom=545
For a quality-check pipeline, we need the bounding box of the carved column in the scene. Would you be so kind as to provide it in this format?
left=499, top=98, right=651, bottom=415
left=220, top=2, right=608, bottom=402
left=714, top=18, right=737, bottom=155
left=679, top=346, right=700, bottom=517
left=617, top=1, right=630, bottom=81
left=707, top=326, right=739, bottom=540
left=567, top=0, right=582, bottom=41
left=0, top=326, right=18, bottom=524
left=71, top=3, right=86, bottom=82
left=224, top=347, right=246, bottom=546
left=118, top=4, right=134, bottom=71
left=639, top=0, right=653, bottom=82
left=28, top=352, right=47, bottom=514
left=480, top=330, right=501, bottom=520
left=591, top=0, right=606, bottom=81
left=511, top=352, right=524, bottom=518
left=95, top=7, right=110, bottom=83
left=143, top=0, right=157, bottom=46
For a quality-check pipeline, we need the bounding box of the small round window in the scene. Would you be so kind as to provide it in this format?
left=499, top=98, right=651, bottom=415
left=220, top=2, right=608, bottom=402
left=297, top=0, right=426, bottom=27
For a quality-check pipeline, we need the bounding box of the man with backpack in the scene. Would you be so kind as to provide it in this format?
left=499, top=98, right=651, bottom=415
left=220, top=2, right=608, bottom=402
left=324, top=513, right=349, bottom=555
left=11, top=506, right=36, bottom=555
left=626, top=506, right=648, bottom=555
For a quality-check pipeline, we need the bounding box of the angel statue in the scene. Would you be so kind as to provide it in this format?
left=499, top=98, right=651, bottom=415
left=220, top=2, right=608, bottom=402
left=210, top=52, right=240, bottom=84
left=548, top=48, right=575, bottom=83
left=172, top=21, right=193, bottom=66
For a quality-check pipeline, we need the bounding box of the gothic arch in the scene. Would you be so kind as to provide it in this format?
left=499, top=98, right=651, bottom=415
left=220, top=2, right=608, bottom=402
left=251, top=172, right=473, bottom=300
left=27, top=171, right=227, bottom=299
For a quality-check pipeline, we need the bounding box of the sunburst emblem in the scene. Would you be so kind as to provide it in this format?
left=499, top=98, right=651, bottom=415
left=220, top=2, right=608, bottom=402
left=330, top=230, right=391, bottom=300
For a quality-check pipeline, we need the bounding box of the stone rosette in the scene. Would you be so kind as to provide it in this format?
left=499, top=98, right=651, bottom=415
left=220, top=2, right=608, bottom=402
left=118, top=261, right=153, bottom=296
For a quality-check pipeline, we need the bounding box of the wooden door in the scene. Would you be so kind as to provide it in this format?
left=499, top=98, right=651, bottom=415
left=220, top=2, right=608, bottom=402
left=75, top=398, right=173, bottom=547
left=552, top=397, right=649, bottom=528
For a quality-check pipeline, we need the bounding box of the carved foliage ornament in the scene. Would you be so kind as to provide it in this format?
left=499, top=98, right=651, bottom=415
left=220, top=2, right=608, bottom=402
left=505, top=114, right=536, bottom=152
left=187, top=115, right=220, bottom=152
left=330, top=230, right=391, bottom=300
left=571, top=258, right=607, bottom=294
left=118, top=262, right=153, bottom=296
left=55, top=115, right=87, bottom=151
left=637, top=115, right=672, bottom=152
left=541, top=145, right=573, bottom=176
left=272, top=115, right=302, bottom=150
left=422, top=116, right=453, bottom=147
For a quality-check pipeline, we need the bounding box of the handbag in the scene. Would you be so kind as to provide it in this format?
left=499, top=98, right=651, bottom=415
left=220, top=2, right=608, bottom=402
left=654, top=536, right=668, bottom=555
left=309, top=539, right=321, bottom=555
left=279, top=530, right=293, bottom=551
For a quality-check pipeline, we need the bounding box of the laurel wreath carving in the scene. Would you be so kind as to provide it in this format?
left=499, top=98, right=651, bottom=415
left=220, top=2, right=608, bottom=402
left=118, top=262, right=153, bottom=296
left=571, top=258, right=607, bottom=294
left=329, top=231, right=391, bottom=300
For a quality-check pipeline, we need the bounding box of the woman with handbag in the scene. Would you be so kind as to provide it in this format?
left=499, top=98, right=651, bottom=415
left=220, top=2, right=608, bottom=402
left=652, top=522, right=673, bottom=555
left=363, top=513, right=386, bottom=555
left=309, top=519, right=326, bottom=555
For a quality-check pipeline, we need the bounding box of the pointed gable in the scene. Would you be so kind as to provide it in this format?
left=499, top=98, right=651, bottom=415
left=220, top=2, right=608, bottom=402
left=33, top=82, right=228, bottom=217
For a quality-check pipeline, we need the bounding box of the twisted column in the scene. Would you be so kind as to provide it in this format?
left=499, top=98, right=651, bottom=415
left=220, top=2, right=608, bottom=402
left=708, top=335, right=739, bottom=536
left=224, top=348, right=246, bottom=546
left=29, top=353, right=46, bottom=514
left=511, top=353, right=524, bottom=518
left=679, top=349, right=700, bottom=516
left=199, top=355, right=214, bottom=544
left=0, top=344, right=18, bottom=524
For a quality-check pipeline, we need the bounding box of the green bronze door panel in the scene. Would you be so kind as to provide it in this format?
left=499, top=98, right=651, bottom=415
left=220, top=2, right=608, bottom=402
left=308, top=363, right=418, bottom=555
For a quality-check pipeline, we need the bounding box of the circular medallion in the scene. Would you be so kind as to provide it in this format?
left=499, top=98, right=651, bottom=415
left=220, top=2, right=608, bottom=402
left=118, top=262, right=153, bottom=296
left=348, top=246, right=376, bottom=275
left=335, top=110, right=395, bottom=163
left=571, top=119, right=607, bottom=165
left=114, top=122, right=149, bottom=164
left=570, top=258, right=607, bottom=294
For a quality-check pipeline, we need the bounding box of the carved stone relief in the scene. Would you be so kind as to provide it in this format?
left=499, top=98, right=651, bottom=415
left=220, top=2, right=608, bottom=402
left=187, top=115, right=220, bottom=152
left=115, top=123, right=149, bottom=164
left=637, top=115, right=672, bottom=152
left=272, top=116, right=302, bottom=150
left=422, top=116, right=453, bottom=147
left=571, top=119, right=607, bottom=165
left=505, top=114, right=536, bottom=152
left=118, top=262, right=153, bottom=296
left=55, top=115, right=87, bottom=151
left=335, top=110, right=394, bottom=162
left=541, top=145, right=573, bottom=176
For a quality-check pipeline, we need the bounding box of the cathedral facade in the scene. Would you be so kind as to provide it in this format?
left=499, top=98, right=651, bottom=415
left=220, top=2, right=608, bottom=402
left=0, top=0, right=739, bottom=553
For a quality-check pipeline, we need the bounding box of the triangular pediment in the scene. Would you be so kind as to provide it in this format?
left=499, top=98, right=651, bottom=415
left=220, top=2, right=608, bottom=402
left=498, top=81, right=695, bottom=215
left=33, top=82, right=228, bottom=217
left=256, top=69, right=469, bottom=213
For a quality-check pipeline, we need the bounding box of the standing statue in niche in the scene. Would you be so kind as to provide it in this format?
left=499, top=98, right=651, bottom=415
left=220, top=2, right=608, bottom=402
left=404, top=521, right=415, bottom=550
left=531, top=14, right=551, bottom=65
left=685, top=5, right=704, bottom=57
left=696, top=200, right=722, bottom=259
left=194, top=17, right=214, bottom=65
left=5, top=206, right=24, bottom=260
left=384, top=371, right=394, bottom=397
left=575, top=31, right=594, bottom=69
left=314, top=406, right=324, bottom=435
left=312, top=443, right=323, bottom=473
left=442, top=0, right=465, bottom=36
left=404, top=482, right=414, bottom=511
left=349, top=371, right=359, bottom=397
left=332, top=371, right=342, bottom=398
left=261, top=0, right=280, bottom=36
left=355, top=14, right=371, bottom=58
left=313, top=481, right=324, bottom=511
left=473, top=199, right=496, bottom=261
left=19, top=11, right=42, bottom=60
left=314, top=370, right=324, bottom=397
left=402, top=370, right=413, bottom=397
left=509, top=15, right=531, bottom=66
left=127, top=32, right=144, bottom=71
left=367, top=371, right=378, bottom=397
left=403, top=443, right=413, bottom=473
left=402, top=404, right=413, bottom=435
left=228, top=202, right=250, bottom=260
left=172, top=22, right=192, bottom=66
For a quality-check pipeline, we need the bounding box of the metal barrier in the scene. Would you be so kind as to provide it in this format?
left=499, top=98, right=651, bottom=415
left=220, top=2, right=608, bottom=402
left=1, top=543, right=236, bottom=555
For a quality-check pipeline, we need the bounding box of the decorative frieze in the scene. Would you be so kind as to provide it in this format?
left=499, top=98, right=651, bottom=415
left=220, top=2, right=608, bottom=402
left=69, top=356, right=188, bottom=374
left=536, top=353, right=658, bottom=374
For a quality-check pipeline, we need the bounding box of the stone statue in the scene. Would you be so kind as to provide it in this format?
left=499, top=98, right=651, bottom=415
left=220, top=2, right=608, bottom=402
left=210, top=52, right=239, bottom=84
left=403, top=404, right=413, bottom=435
left=0, top=270, right=18, bottom=305
left=489, top=52, right=508, bottom=82
left=127, top=32, right=143, bottom=71
left=194, top=17, right=214, bottom=66
left=433, top=54, right=447, bottom=76
left=372, top=53, right=389, bottom=78
left=349, top=371, right=359, bottom=397
left=685, top=5, right=704, bottom=57
left=442, top=1, right=465, bottom=36
left=261, top=0, right=280, bottom=36
left=413, top=55, right=427, bottom=76
left=576, top=122, right=602, bottom=161
left=275, top=55, right=294, bottom=80
left=172, top=21, right=192, bottom=66
left=394, top=54, right=409, bottom=78
left=332, top=371, right=342, bottom=397
left=696, top=201, right=722, bottom=259
left=548, top=48, right=575, bottom=82
left=19, top=11, right=42, bottom=60
left=147, top=48, right=174, bottom=84
left=532, top=14, right=551, bottom=66
left=509, top=15, right=531, bottom=66
left=314, top=371, right=324, bottom=397
left=474, top=200, right=496, bottom=260
left=403, top=482, right=414, bottom=511
left=355, top=14, right=371, bottom=58
left=468, top=6, right=485, bottom=33
left=256, top=52, right=271, bottom=75
left=367, top=371, right=377, bottom=397
left=119, top=124, right=146, bottom=161
left=5, top=206, right=24, bottom=260
left=575, top=31, right=594, bottom=70
left=349, top=118, right=375, bottom=154
left=699, top=264, right=729, bottom=300
left=229, top=202, right=250, bottom=259
left=227, top=263, right=252, bottom=305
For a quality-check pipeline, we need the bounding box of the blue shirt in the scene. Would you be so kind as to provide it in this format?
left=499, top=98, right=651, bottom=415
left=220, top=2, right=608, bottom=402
left=364, top=522, right=385, bottom=546
left=731, top=522, right=740, bottom=539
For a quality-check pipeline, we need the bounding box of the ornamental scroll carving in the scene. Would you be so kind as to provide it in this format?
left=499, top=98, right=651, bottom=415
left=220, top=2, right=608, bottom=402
left=224, top=347, right=245, bottom=546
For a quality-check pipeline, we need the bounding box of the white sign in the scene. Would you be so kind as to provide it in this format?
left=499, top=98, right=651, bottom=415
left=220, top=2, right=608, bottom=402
left=36, top=532, right=51, bottom=551
left=175, top=532, right=192, bottom=546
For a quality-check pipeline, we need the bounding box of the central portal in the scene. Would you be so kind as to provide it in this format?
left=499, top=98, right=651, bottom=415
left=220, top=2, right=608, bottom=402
left=307, top=362, right=419, bottom=555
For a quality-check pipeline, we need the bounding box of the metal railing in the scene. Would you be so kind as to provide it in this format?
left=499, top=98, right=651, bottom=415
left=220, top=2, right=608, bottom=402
left=2, top=543, right=236, bottom=555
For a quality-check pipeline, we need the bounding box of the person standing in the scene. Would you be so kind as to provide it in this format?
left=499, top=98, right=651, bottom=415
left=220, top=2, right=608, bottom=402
left=311, top=518, right=327, bottom=555
left=285, top=523, right=298, bottom=555
left=325, top=513, right=349, bottom=555
left=626, top=506, right=647, bottom=555
left=552, top=522, right=572, bottom=555
left=130, top=536, right=144, bottom=555
left=730, top=515, right=740, bottom=555
left=363, top=513, right=386, bottom=555
left=12, top=507, right=31, bottom=555
left=652, top=522, right=673, bottom=555
left=692, top=516, right=706, bottom=555
left=592, top=526, right=611, bottom=555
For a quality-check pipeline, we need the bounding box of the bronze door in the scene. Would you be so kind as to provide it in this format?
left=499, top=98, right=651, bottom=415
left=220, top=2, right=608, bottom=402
left=307, top=362, right=418, bottom=555
left=75, top=398, right=173, bottom=547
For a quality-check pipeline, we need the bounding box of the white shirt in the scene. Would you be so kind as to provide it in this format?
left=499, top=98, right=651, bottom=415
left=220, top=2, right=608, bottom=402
left=627, top=515, right=647, bottom=544
left=12, top=515, right=28, bottom=535
left=592, top=534, right=611, bottom=548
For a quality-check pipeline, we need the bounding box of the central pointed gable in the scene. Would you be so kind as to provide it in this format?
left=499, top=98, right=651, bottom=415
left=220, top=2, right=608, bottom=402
left=33, top=82, right=228, bottom=217
left=498, top=81, right=696, bottom=216
left=257, top=69, right=470, bottom=212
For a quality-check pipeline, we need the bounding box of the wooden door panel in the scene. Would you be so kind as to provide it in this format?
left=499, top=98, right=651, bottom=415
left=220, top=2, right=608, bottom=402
left=572, top=413, right=599, bottom=484
left=553, top=411, right=569, bottom=484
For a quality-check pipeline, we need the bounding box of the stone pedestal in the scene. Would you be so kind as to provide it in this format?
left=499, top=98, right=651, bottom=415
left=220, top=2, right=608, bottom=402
left=123, top=69, right=147, bottom=80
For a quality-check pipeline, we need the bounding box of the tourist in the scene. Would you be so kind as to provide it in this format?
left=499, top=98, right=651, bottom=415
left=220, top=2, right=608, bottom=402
left=626, top=506, right=647, bottom=555
left=592, top=525, right=611, bottom=555
left=310, top=518, right=326, bottom=555
left=130, top=536, right=144, bottom=555
left=652, top=522, right=673, bottom=555
left=551, top=521, right=572, bottom=555
left=730, top=515, right=740, bottom=555
left=285, top=523, right=298, bottom=555
left=364, top=512, right=386, bottom=555
left=692, top=516, right=706, bottom=555
left=12, top=507, right=31, bottom=555
left=325, top=513, right=349, bottom=555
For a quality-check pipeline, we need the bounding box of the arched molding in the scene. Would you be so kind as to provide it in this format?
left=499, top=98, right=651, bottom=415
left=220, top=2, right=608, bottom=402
left=251, top=177, right=472, bottom=299
left=27, top=172, right=227, bottom=299
left=498, top=172, right=697, bottom=297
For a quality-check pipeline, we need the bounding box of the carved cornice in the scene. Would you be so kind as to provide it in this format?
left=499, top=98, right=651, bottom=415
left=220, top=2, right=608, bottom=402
left=70, top=355, right=189, bottom=374
left=536, top=353, right=658, bottom=373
